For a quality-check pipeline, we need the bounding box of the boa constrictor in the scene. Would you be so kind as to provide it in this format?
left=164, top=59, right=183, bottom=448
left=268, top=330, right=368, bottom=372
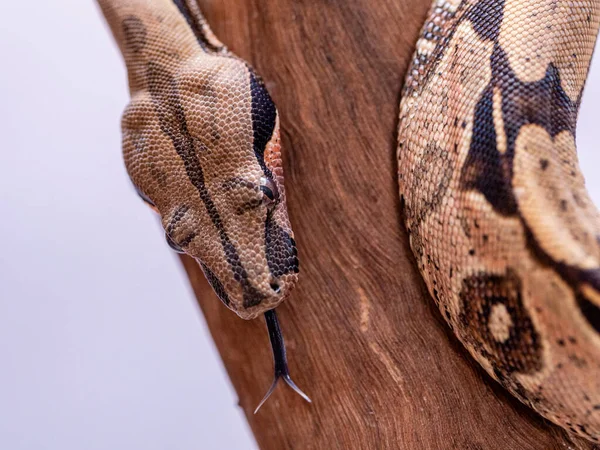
left=398, top=0, right=600, bottom=442
left=97, top=0, right=600, bottom=441
left=97, top=0, right=310, bottom=412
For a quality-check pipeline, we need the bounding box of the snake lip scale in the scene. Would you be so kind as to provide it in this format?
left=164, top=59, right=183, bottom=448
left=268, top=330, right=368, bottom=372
left=98, top=0, right=600, bottom=441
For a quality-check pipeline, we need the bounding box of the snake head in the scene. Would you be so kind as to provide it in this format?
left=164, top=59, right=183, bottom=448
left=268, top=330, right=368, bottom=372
left=123, top=57, right=299, bottom=320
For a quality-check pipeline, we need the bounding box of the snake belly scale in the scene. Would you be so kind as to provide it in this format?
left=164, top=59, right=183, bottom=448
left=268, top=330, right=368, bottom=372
left=98, top=0, right=600, bottom=441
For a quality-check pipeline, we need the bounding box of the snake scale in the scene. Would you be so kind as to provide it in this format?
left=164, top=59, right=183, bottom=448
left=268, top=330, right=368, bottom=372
left=97, top=0, right=600, bottom=442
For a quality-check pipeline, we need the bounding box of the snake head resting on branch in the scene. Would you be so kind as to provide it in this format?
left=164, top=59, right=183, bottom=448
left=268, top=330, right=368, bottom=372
left=97, top=0, right=310, bottom=411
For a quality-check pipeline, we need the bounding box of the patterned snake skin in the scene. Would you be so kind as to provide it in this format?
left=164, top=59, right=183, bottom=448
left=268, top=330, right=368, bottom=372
left=98, top=0, right=299, bottom=321
left=97, top=0, right=311, bottom=411
left=398, top=0, right=600, bottom=442
left=98, top=0, right=600, bottom=441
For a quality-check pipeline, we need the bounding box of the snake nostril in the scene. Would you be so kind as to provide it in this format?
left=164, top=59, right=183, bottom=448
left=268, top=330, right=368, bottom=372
left=270, top=282, right=281, bottom=293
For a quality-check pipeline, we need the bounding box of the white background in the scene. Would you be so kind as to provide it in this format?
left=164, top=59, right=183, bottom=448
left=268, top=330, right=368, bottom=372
left=0, top=1, right=598, bottom=450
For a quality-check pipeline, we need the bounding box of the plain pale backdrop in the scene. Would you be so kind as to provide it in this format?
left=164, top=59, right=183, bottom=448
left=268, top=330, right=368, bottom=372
left=0, top=1, right=598, bottom=450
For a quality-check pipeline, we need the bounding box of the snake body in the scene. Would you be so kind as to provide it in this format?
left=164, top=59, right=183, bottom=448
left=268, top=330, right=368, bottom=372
left=98, top=0, right=600, bottom=441
left=398, top=0, right=600, bottom=442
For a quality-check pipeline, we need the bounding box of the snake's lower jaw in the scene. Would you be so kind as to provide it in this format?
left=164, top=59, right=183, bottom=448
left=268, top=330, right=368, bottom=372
left=196, top=256, right=298, bottom=319
left=228, top=285, right=290, bottom=320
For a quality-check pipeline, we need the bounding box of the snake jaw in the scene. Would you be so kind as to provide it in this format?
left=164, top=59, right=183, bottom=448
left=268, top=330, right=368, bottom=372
left=254, top=309, right=312, bottom=414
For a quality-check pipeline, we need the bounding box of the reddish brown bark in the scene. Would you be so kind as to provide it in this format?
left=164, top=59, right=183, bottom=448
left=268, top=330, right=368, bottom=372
left=181, top=1, right=595, bottom=448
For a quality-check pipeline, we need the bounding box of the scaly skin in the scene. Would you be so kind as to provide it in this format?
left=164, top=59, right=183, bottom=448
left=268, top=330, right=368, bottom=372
left=98, top=0, right=299, bottom=320
left=398, top=0, right=600, bottom=442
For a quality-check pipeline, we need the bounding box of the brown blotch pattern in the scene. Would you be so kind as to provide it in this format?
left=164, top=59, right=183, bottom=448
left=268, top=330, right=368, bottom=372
left=404, top=142, right=453, bottom=258
left=121, top=15, right=147, bottom=53
left=459, top=269, right=543, bottom=375
left=399, top=0, right=600, bottom=440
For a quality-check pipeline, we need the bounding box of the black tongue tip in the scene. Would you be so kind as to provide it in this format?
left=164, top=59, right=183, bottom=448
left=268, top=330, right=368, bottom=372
left=254, top=310, right=312, bottom=414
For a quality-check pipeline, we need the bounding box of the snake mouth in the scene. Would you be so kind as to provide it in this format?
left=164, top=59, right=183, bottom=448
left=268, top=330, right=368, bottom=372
left=229, top=275, right=290, bottom=320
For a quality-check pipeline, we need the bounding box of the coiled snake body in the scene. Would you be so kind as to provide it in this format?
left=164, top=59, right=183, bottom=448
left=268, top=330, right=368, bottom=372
left=98, top=0, right=600, bottom=441
left=399, top=0, right=600, bottom=442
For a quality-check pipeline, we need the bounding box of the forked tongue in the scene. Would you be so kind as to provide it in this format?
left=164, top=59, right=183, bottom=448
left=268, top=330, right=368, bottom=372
left=254, top=309, right=311, bottom=413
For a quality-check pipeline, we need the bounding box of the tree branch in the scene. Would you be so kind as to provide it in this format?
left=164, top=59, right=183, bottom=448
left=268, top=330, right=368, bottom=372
left=181, top=1, right=594, bottom=448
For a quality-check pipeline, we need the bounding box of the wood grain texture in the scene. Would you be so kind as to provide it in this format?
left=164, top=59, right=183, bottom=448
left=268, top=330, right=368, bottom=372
left=179, top=0, right=598, bottom=448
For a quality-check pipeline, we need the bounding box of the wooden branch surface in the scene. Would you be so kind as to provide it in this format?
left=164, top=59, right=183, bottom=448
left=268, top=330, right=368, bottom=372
left=180, top=1, right=596, bottom=448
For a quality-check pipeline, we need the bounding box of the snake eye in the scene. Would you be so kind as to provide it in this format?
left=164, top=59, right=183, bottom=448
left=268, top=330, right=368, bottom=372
left=260, top=177, right=279, bottom=207
left=261, top=185, right=275, bottom=201
left=165, top=232, right=185, bottom=254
